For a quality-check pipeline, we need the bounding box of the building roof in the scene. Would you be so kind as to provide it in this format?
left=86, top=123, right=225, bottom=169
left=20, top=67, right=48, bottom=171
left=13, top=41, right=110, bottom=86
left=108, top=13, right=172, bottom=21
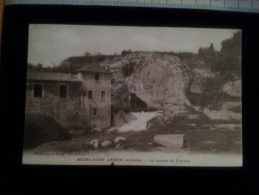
left=73, top=64, right=111, bottom=74
left=27, top=70, right=80, bottom=82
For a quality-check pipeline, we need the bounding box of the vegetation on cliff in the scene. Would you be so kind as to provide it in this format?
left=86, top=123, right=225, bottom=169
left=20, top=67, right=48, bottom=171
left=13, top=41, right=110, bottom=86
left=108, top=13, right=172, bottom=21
left=186, top=31, right=241, bottom=108
left=121, top=62, right=135, bottom=77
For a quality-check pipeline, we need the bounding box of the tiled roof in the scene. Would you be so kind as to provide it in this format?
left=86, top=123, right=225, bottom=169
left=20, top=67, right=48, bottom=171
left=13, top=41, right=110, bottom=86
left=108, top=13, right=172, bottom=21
left=27, top=70, right=80, bottom=82
left=73, top=64, right=111, bottom=74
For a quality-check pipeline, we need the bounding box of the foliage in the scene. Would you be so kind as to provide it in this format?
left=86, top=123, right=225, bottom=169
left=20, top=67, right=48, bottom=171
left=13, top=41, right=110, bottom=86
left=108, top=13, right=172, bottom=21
left=121, top=62, right=135, bottom=77
left=198, top=47, right=203, bottom=56
left=171, top=115, right=211, bottom=129
left=148, top=113, right=211, bottom=132
left=210, top=31, right=241, bottom=81
left=201, top=75, right=225, bottom=94
left=187, top=31, right=242, bottom=107
left=121, top=49, right=132, bottom=56
left=84, top=52, right=91, bottom=56
left=111, top=85, right=130, bottom=109
left=198, top=43, right=216, bottom=60
left=209, top=43, right=214, bottom=53
left=27, top=63, right=44, bottom=71
left=27, top=55, right=116, bottom=73
left=24, top=114, right=71, bottom=149
left=186, top=90, right=241, bottom=108
left=229, top=105, right=242, bottom=113
left=186, top=92, right=212, bottom=107
left=174, top=52, right=194, bottom=60
left=152, top=51, right=193, bottom=60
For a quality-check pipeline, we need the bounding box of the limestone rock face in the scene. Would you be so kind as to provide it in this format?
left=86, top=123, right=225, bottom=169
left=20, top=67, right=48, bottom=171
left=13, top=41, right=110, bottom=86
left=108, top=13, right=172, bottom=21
left=222, top=80, right=241, bottom=97
left=101, top=52, right=192, bottom=111
left=101, top=53, right=241, bottom=123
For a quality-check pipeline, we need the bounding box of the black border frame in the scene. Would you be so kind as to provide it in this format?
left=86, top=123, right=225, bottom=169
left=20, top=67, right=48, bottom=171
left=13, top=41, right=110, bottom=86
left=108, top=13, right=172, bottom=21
left=1, top=4, right=259, bottom=193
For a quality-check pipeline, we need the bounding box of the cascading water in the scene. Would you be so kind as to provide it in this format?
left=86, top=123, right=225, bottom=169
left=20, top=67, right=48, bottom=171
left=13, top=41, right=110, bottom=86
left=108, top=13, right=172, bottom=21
left=114, top=111, right=162, bottom=132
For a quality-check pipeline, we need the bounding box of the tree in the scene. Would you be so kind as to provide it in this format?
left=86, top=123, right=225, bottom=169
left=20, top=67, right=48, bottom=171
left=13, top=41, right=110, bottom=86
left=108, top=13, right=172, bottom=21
left=211, top=31, right=241, bottom=81
left=121, top=62, right=135, bottom=77
left=37, top=63, right=43, bottom=69
left=84, top=52, right=91, bottom=56
left=202, top=76, right=225, bottom=94
left=27, top=63, right=35, bottom=69
left=121, top=49, right=132, bottom=57
left=198, top=46, right=204, bottom=56
left=209, top=43, right=215, bottom=57
left=121, top=50, right=127, bottom=56
left=209, top=43, right=214, bottom=53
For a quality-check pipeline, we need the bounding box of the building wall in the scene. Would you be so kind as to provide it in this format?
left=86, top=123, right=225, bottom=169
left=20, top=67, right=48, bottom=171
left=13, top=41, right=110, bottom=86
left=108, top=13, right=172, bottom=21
left=78, top=72, right=112, bottom=129
left=25, top=81, right=86, bottom=129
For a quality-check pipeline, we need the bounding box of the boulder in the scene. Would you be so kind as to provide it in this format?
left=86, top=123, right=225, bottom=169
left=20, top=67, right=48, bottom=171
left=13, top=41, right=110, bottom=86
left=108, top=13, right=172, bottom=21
left=101, top=140, right=112, bottom=147
left=114, top=137, right=126, bottom=144
left=90, top=139, right=99, bottom=148
left=222, top=80, right=241, bottom=97
left=154, top=134, right=184, bottom=148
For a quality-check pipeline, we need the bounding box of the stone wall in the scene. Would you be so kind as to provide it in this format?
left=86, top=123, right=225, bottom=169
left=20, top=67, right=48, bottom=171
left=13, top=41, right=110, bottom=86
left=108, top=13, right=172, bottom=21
left=25, top=81, right=86, bottom=129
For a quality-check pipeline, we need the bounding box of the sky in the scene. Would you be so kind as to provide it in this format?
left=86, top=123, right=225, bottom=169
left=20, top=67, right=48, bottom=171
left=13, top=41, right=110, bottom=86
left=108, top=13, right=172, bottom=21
left=28, top=24, right=240, bottom=67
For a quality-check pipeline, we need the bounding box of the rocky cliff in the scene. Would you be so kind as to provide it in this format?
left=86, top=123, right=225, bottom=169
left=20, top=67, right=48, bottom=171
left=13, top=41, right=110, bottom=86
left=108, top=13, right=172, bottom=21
left=101, top=52, right=192, bottom=112
left=100, top=52, right=241, bottom=124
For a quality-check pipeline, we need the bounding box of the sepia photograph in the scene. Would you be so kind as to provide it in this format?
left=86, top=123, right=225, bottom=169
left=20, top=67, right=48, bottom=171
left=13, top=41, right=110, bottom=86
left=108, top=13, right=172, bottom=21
left=22, top=24, right=242, bottom=166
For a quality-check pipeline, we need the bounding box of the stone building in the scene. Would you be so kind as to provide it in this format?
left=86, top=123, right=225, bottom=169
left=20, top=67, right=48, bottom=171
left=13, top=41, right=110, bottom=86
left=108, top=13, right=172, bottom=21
left=25, top=65, right=112, bottom=129
left=74, top=64, right=112, bottom=129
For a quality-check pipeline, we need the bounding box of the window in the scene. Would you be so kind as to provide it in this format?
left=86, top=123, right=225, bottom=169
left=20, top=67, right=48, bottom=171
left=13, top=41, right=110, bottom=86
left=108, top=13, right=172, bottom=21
left=101, top=91, right=105, bottom=100
left=33, top=84, right=42, bottom=97
left=89, top=107, right=97, bottom=116
left=88, top=90, right=93, bottom=99
left=93, top=108, right=97, bottom=116
left=95, top=74, right=99, bottom=81
left=59, top=85, right=67, bottom=97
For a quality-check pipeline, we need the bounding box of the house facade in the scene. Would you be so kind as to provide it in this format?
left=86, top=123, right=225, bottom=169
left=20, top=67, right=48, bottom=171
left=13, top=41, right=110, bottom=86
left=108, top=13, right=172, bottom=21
left=74, top=64, right=112, bottom=129
left=25, top=65, right=112, bottom=129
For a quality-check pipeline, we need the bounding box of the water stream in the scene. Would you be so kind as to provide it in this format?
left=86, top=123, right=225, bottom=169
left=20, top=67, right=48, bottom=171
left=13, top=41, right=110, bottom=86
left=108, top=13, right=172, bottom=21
left=115, top=111, right=162, bottom=132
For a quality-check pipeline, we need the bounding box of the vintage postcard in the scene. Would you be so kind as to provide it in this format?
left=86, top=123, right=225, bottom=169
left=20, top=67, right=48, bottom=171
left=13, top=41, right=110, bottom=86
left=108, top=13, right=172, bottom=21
left=23, top=24, right=242, bottom=166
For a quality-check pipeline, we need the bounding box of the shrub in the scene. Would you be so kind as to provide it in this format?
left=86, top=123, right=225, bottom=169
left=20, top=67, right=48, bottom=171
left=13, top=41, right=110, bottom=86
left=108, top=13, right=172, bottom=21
left=111, top=85, right=130, bottom=109
left=24, top=114, right=71, bottom=149
left=121, top=50, right=132, bottom=56
left=121, top=62, right=135, bottom=77
left=229, top=105, right=242, bottom=113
